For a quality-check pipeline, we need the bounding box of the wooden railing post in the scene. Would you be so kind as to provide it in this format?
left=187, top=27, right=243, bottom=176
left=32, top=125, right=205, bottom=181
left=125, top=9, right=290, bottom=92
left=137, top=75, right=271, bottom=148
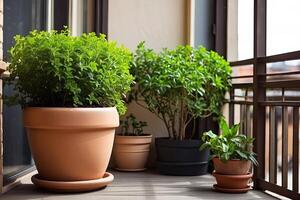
left=253, top=0, right=267, bottom=188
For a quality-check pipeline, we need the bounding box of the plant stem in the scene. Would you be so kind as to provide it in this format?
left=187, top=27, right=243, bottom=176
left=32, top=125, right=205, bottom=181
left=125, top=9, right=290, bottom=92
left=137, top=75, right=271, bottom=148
left=162, top=113, right=172, bottom=138
left=179, top=97, right=184, bottom=140
left=136, top=99, right=172, bottom=138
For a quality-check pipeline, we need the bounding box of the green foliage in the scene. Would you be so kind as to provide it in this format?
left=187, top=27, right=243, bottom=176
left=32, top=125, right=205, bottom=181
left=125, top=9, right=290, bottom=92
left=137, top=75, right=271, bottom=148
left=200, top=117, right=258, bottom=165
left=7, top=29, right=133, bottom=115
left=119, top=114, right=148, bottom=136
left=130, top=42, right=232, bottom=139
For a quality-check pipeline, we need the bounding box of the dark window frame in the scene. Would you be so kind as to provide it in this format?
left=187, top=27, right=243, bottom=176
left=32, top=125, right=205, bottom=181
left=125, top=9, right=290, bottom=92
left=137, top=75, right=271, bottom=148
left=54, top=0, right=108, bottom=35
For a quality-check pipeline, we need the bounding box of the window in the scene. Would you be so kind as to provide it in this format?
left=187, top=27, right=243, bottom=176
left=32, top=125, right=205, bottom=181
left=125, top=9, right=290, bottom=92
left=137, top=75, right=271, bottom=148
left=227, top=0, right=254, bottom=61
left=267, top=0, right=300, bottom=56
left=3, top=0, right=47, bottom=185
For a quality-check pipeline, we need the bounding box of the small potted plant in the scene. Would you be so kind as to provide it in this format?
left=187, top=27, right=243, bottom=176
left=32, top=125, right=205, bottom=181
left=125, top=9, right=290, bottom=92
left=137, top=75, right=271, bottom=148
left=200, top=117, right=258, bottom=193
left=7, top=30, right=133, bottom=192
left=113, top=114, right=152, bottom=171
left=130, top=42, right=232, bottom=175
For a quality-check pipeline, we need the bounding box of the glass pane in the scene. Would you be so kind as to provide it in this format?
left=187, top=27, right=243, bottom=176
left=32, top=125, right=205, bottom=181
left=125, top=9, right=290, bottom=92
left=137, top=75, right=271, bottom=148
left=70, top=0, right=95, bottom=36
left=267, top=59, right=300, bottom=81
left=227, top=0, right=254, bottom=61
left=3, top=0, right=46, bottom=60
left=267, top=0, right=300, bottom=55
left=3, top=0, right=47, bottom=185
left=232, top=65, right=253, bottom=84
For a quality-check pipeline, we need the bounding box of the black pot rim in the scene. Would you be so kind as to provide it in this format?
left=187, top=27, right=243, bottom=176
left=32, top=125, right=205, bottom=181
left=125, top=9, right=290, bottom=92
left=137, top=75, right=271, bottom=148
left=157, top=161, right=208, bottom=166
left=155, top=137, right=204, bottom=148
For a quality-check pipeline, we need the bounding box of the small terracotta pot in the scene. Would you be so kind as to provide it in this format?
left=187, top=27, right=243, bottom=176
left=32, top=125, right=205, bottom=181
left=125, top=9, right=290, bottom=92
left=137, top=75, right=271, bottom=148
left=212, top=171, right=253, bottom=189
left=113, top=134, right=152, bottom=171
left=24, top=107, right=119, bottom=181
left=212, top=157, right=251, bottom=175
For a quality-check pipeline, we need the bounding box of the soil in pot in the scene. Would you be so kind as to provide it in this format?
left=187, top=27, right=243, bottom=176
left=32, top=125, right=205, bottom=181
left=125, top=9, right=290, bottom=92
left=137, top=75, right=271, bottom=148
left=113, top=134, right=152, bottom=171
left=212, top=157, right=251, bottom=175
left=24, top=107, right=118, bottom=182
left=155, top=137, right=209, bottom=176
left=212, top=171, right=253, bottom=189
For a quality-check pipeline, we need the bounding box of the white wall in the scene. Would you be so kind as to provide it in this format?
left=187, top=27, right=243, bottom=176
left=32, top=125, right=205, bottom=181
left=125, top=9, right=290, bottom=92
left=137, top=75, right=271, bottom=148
left=108, top=0, right=187, bottom=51
left=108, top=0, right=188, bottom=166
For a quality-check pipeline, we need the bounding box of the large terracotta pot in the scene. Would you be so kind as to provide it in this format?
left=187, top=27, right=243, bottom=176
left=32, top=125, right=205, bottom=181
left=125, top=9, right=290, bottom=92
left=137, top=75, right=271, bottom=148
left=212, top=157, right=251, bottom=175
left=212, top=171, right=252, bottom=189
left=23, top=107, right=119, bottom=181
left=113, top=134, right=152, bottom=171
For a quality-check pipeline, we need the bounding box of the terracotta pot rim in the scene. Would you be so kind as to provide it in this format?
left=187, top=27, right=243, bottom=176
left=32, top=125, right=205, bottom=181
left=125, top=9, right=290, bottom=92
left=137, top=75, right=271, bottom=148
left=23, top=107, right=119, bottom=129
left=213, top=171, right=253, bottom=178
left=213, top=157, right=251, bottom=162
left=23, top=107, right=117, bottom=110
left=115, top=134, right=152, bottom=138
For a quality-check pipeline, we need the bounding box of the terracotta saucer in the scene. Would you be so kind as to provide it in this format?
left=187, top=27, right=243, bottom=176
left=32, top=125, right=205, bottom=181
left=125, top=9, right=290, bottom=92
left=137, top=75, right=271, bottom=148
left=31, top=172, right=114, bottom=193
left=114, top=167, right=147, bottom=172
left=213, top=184, right=251, bottom=193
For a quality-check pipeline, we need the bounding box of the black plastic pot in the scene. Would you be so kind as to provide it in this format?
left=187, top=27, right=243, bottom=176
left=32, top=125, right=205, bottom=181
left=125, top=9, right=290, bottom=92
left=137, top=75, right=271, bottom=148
left=155, top=137, right=209, bottom=176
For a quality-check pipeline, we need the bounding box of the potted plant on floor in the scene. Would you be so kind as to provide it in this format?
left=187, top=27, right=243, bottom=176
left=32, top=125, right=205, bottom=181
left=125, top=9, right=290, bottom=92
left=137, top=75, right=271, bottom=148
left=130, top=42, right=232, bottom=175
left=113, top=114, right=152, bottom=171
left=7, top=30, right=133, bottom=192
left=200, top=117, right=258, bottom=193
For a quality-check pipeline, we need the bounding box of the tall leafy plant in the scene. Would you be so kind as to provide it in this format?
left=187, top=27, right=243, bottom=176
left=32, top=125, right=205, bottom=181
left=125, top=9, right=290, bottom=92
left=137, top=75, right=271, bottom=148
left=8, top=30, right=133, bottom=115
left=130, top=42, right=232, bottom=140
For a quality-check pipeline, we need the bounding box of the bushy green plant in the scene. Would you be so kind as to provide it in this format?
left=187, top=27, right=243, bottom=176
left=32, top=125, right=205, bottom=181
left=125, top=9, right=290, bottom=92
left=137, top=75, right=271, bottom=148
left=8, top=30, right=133, bottom=115
left=200, top=118, right=258, bottom=165
left=119, top=114, right=147, bottom=136
left=130, top=42, right=232, bottom=140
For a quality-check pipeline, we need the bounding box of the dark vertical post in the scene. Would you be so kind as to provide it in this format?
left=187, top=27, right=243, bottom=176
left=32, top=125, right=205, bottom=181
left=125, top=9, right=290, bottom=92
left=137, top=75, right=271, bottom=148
left=269, top=106, right=277, bottom=184
left=282, top=106, right=289, bottom=188
left=54, top=0, right=69, bottom=31
left=215, top=0, right=227, bottom=57
left=253, top=0, right=267, bottom=188
left=229, top=90, right=234, bottom=126
left=95, top=0, right=108, bottom=36
left=31, top=0, right=47, bottom=30
left=293, top=107, right=299, bottom=192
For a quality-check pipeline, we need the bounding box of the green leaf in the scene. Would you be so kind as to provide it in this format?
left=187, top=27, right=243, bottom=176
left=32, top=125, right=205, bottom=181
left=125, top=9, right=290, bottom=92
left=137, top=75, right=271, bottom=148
left=230, top=124, right=240, bottom=136
left=222, top=143, right=229, bottom=152
left=220, top=117, right=230, bottom=136
left=236, top=150, right=248, bottom=159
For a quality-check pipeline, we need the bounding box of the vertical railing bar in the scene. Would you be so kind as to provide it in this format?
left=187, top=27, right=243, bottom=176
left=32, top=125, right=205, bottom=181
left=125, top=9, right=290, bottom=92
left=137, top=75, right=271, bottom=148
left=269, top=106, right=277, bottom=184
left=247, top=104, right=253, bottom=173
left=293, top=106, right=299, bottom=192
left=245, top=89, right=253, bottom=172
left=240, top=104, right=245, bottom=134
left=239, top=103, right=242, bottom=134
left=246, top=105, right=252, bottom=137
left=245, top=89, right=250, bottom=137
left=282, top=106, right=289, bottom=188
left=229, top=89, right=235, bottom=126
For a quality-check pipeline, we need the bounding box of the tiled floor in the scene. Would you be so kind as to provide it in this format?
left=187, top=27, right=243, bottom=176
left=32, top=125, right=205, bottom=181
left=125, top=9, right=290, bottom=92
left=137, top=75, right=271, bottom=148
left=1, top=170, right=277, bottom=200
